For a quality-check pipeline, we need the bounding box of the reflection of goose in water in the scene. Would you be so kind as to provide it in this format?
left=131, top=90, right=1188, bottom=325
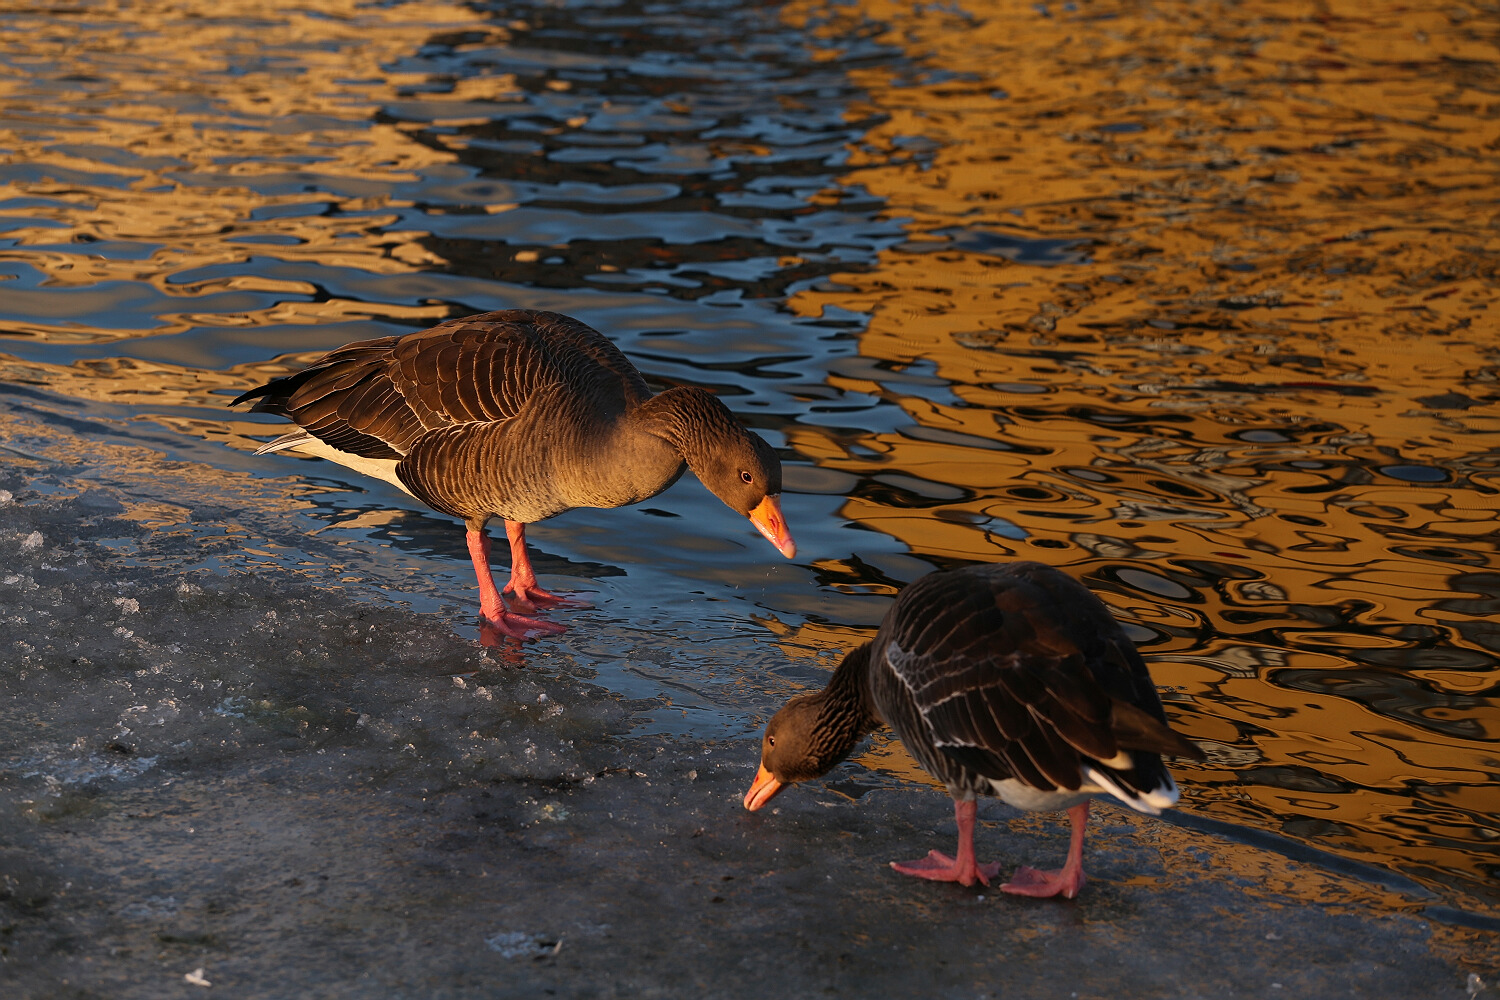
left=235, top=309, right=795, bottom=640
left=746, top=561, right=1202, bottom=898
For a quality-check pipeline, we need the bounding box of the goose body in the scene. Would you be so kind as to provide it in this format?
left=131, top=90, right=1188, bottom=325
left=234, top=309, right=795, bottom=639
left=745, top=561, right=1203, bottom=897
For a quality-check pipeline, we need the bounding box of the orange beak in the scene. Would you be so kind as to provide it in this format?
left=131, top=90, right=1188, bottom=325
left=748, top=495, right=796, bottom=559
left=743, top=764, right=784, bottom=811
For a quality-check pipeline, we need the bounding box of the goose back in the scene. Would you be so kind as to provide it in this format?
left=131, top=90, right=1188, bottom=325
left=868, top=561, right=1198, bottom=803
left=235, top=310, right=688, bottom=522
left=235, top=310, right=651, bottom=460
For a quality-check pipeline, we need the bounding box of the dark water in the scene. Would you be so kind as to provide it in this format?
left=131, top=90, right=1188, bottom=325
left=0, top=0, right=1497, bottom=957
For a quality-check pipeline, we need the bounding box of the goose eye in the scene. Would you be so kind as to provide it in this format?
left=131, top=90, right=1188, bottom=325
left=767, top=736, right=776, bottom=747
left=740, top=470, right=754, bottom=484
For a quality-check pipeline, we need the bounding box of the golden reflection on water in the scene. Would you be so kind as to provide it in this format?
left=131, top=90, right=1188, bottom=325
left=779, top=0, right=1500, bottom=908
left=0, top=0, right=1494, bottom=919
left=0, top=0, right=491, bottom=447
left=0, top=0, right=473, bottom=343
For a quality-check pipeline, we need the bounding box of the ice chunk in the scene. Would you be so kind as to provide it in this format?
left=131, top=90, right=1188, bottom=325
left=113, top=597, right=140, bottom=615
left=19, top=749, right=158, bottom=785
left=20, top=530, right=42, bottom=551
left=484, top=931, right=561, bottom=959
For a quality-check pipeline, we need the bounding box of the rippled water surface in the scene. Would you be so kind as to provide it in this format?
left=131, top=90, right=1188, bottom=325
left=0, top=0, right=1497, bottom=927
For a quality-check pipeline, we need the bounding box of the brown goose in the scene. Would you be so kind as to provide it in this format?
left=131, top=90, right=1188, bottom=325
left=233, top=309, right=795, bottom=640
left=744, top=561, right=1202, bottom=898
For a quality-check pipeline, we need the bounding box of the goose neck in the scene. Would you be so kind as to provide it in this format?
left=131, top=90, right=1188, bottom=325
left=632, top=386, right=734, bottom=464
left=818, top=643, right=881, bottom=744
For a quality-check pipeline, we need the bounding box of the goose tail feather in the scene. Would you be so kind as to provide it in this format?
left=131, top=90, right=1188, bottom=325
left=253, top=430, right=313, bottom=456
left=1084, top=762, right=1179, bottom=816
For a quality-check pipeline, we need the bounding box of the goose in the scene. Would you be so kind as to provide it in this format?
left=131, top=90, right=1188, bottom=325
left=233, top=309, right=795, bottom=640
left=744, top=561, right=1202, bottom=898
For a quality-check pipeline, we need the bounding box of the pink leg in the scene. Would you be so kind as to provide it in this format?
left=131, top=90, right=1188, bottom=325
left=1000, top=801, right=1090, bottom=899
left=501, top=521, right=586, bottom=613
left=466, top=530, right=565, bottom=641
left=890, top=799, right=1003, bottom=888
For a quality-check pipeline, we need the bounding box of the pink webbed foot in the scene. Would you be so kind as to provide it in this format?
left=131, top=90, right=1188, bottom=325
left=890, top=799, right=999, bottom=888
left=500, top=520, right=591, bottom=614
left=1000, top=864, right=1087, bottom=899
left=478, top=608, right=567, bottom=646
left=998, top=801, right=1091, bottom=899
left=890, top=850, right=1003, bottom=888
left=466, top=529, right=567, bottom=644
left=502, top=580, right=591, bottom=614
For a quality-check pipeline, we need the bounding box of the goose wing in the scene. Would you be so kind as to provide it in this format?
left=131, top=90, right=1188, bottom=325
left=234, top=310, right=648, bottom=458
left=881, top=562, right=1198, bottom=793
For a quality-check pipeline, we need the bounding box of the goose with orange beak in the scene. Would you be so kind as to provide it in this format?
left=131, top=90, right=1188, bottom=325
left=745, top=562, right=1202, bottom=898
left=235, top=309, right=795, bottom=640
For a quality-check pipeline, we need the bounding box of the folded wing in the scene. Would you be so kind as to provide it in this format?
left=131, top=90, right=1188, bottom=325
left=881, top=563, right=1202, bottom=802
left=233, top=310, right=649, bottom=459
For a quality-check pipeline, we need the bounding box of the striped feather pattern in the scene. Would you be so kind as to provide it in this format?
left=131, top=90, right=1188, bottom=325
left=233, top=310, right=649, bottom=462
left=867, top=562, right=1203, bottom=805
left=393, top=421, right=552, bottom=523
left=234, top=309, right=787, bottom=533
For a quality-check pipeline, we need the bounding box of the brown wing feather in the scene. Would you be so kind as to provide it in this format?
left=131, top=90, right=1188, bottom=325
left=880, top=561, right=1198, bottom=795
left=233, top=310, right=647, bottom=461
left=383, top=311, right=642, bottom=427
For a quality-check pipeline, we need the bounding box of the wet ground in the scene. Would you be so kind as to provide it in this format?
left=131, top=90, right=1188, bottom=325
left=0, top=0, right=1498, bottom=995
left=0, top=413, right=1484, bottom=998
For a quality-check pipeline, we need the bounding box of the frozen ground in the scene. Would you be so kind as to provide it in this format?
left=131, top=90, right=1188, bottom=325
left=0, top=406, right=1491, bottom=999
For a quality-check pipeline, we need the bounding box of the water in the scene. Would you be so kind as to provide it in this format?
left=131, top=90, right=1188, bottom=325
left=0, top=0, right=1496, bottom=981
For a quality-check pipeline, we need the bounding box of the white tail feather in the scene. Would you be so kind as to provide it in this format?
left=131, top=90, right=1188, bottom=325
left=252, top=431, right=413, bottom=495
left=1083, top=764, right=1179, bottom=816
left=253, top=430, right=312, bottom=456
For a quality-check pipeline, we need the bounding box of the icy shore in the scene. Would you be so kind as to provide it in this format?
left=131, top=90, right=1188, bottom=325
left=0, top=407, right=1484, bottom=998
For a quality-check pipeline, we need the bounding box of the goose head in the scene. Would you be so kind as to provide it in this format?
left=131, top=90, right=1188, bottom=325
left=744, top=644, right=875, bottom=811
left=646, top=387, right=796, bottom=558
